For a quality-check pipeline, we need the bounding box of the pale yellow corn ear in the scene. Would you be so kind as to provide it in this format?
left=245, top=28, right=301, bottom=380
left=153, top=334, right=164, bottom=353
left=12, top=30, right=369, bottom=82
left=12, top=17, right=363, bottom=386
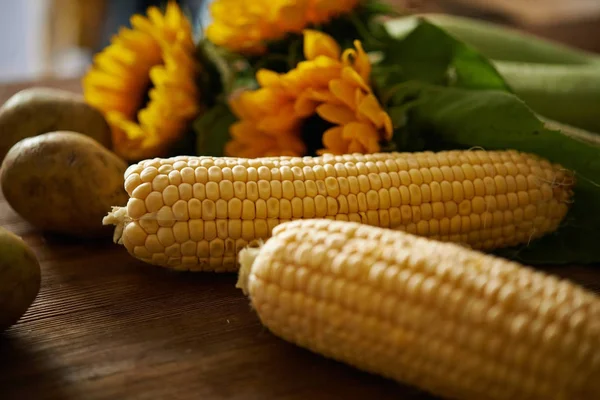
left=237, top=219, right=600, bottom=400
left=104, top=150, right=574, bottom=272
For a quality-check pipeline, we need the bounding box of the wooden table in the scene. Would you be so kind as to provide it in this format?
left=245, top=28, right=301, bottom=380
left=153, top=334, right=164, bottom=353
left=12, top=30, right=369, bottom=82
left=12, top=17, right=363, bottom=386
left=0, top=80, right=598, bottom=400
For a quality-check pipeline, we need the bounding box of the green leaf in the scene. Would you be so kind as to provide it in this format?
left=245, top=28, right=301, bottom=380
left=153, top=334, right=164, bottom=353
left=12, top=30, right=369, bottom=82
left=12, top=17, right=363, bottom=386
left=193, top=103, right=238, bottom=157
left=394, top=82, right=600, bottom=264
left=375, top=19, right=511, bottom=91
left=195, top=39, right=232, bottom=103
left=361, top=0, right=403, bottom=18
left=384, top=14, right=600, bottom=66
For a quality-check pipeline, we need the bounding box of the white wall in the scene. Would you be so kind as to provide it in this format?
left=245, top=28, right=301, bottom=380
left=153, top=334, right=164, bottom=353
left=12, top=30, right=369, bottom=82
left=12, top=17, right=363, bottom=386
left=0, top=0, right=51, bottom=83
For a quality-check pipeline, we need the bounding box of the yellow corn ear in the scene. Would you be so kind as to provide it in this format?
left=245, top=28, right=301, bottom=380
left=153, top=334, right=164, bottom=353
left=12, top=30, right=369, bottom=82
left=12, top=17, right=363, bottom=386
left=237, top=219, right=600, bottom=400
left=104, top=150, right=574, bottom=271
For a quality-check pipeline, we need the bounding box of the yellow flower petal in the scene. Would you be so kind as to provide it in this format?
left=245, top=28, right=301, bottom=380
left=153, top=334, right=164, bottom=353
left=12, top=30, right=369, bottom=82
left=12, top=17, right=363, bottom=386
left=147, top=6, right=165, bottom=28
left=258, top=104, right=301, bottom=132
left=329, top=79, right=357, bottom=110
left=225, top=127, right=305, bottom=158
left=92, top=53, right=131, bottom=76
left=309, top=0, right=360, bottom=24
left=130, top=15, right=155, bottom=35
left=294, top=90, right=321, bottom=117
left=339, top=122, right=380, bottom=154
left=279, top=2, right=310, bottom=33
left=303, top=29, right=341, bottom=60
left=248, top=87, right=287, bottom=112
left=320, top=126, right=346, bottom=154
left=256, top=69, right=282, bottom=87
left=83, top=70, right=133, bottom=91
left=82, top=1, right=201, bottom=161
left=302, top=88, right=340, bottom=104
left=84, top=88, right=139, bottom=116
left=316, top=104, right=355, bottom=125
left=165, top=1, right=183, bottom=27
left=341, top=66, right=371, bottom=92
left=341, top=40, right=371, bottom=82
left=108, top=112, right=145, bottom=140
left=341, top=121, right=368, bottom=140
left=206, top=0, right=357, bottom=54
left=226, top=28, right=393, bottom=158
left=353, top=40, right=371, bottom=81
left=358, top=94, right=386, bottom=128
left=382, top=113, right=393, bottom=140
left=150, top=66, right=190, bottom=90
left=356, top=131, right=381, bottom=154
left=347, top=139, right=365, bottom=154
left=229, top=92, right=260, bottom=120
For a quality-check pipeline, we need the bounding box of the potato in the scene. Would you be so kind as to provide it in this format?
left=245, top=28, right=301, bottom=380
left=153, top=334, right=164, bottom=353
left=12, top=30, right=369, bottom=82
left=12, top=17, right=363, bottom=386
left=0, top=226, right=41, bottom=331
left=0, top=131, right=129, bottom=238
left=0, top=87, right=112, bottom=162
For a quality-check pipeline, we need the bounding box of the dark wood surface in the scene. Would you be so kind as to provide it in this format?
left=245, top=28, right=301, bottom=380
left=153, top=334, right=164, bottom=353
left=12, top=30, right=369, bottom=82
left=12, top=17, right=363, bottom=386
left=0, top=79, right=599, bottom=400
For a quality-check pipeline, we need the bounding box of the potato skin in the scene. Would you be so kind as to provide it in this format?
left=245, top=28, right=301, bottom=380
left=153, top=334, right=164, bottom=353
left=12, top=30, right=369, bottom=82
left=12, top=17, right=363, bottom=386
left=0, top=226, right=41, bottom=331
left=0, top=131, right=129, bottom=238
left=0, top=87, right=112, bottom=162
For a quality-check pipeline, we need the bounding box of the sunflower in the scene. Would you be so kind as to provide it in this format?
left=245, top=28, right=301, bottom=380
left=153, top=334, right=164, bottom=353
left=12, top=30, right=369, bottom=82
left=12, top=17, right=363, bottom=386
left=205, top=0, right=361, bottom=55
left=82, top=1, right=201, bottom=161
left=225, top=30, right=392, bottom=157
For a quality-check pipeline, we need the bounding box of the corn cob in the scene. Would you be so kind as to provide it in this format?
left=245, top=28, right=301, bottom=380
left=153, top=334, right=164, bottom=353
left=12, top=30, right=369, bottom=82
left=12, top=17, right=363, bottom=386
left=237, top=219, right=600, bottom=400
left=103, top=150, right=574, bottom=272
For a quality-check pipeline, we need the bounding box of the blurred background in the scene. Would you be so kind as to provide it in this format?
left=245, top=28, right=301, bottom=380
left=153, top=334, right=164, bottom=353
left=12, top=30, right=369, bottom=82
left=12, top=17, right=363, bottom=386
left=1, top=0, right=600, bottom=83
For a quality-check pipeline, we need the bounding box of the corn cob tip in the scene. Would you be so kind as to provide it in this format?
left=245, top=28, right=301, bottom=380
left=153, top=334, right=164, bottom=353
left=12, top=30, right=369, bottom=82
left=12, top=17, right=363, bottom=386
left=237, top=246, right=261, bottom=296
left=102, top=206, right=129, bottom=244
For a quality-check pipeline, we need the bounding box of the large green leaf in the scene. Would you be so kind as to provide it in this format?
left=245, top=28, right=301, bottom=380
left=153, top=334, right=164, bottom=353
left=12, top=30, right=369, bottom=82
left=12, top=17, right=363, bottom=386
left=384, top=14, right=600, bottom=66
left=374, top=19, right=511, bottom=91
left=391, top=83, right=600, bottom=264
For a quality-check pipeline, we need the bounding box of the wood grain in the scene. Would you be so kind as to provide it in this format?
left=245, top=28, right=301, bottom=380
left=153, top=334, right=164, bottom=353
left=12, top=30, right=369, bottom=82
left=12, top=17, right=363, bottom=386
left=0, top=79, right=598, bottom=400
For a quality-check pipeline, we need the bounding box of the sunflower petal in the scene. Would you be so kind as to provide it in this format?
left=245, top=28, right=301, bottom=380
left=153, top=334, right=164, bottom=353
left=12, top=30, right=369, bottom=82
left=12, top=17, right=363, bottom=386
left=82, top=70, right=132, bottom=91
left=256, top=69, right=282, bottom=87
left=130, top=15, right=155, bottom=35
left=352, top=40, right=371, bottom=81
left=279, top=2, right=309, bottom=32
left=82, top=1, right=200, bottom=161
left=108, top=112, right=146, bottom=140
left=150, top=65, right=196, bottom=94
left=147, top=6, right=165, bottom=28
left=358, top=133, right=381, bottom=154
left=258, top=104, right=300, bottom=132
left=329, top=79, right=357, bottom=110
left=347, top=139, right=364, bottom=154
left=294, top=91, right=319, bottom=117
left=84, top=88, right=139, bottom=116
left=165, top=1, right=183, bottom=27
left=306, top=88, right=342, bottom=104
left=341, top=121, right=363, bottom=140
left=316, top=103, right=355, bottom=125
left=206, top=0, right=356, bottom=55
left=225, top=127, right=305, bottom=158
left=303, top=29, right=341, bottom=60
left=341, top=66, right=371, bottom=92
left=357, top=93, right=386, bottom=129
left=382, top=113, right=393, bottom=140
left=321, top=126, right=346, bottom=154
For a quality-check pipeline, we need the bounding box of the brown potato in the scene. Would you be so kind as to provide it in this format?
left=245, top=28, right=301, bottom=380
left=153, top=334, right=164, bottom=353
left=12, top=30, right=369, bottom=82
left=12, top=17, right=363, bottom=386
left=0, top=226, right=41, bottom=331
left=0, top=131, right=129, bottom=238
left=0, top=87, right=112, bottom=162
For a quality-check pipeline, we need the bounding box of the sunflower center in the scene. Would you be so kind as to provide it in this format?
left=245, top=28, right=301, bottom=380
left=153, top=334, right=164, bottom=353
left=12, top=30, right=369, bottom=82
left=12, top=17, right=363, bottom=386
left=301, top=114, right=336, bottom=156
left=134, top=77, right=155, bottom=123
